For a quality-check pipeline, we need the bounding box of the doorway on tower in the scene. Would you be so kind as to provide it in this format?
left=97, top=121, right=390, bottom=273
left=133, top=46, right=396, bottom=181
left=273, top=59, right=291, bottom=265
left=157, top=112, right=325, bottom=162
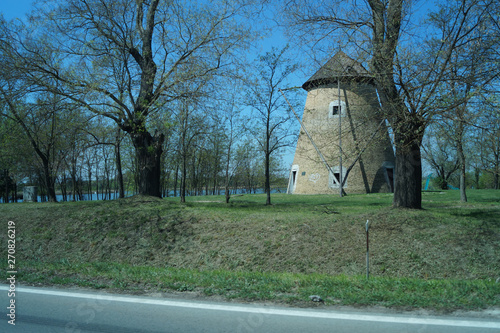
left=386, top=167, right=394, bottom=193
left=287, top=165, right=299, bottom=194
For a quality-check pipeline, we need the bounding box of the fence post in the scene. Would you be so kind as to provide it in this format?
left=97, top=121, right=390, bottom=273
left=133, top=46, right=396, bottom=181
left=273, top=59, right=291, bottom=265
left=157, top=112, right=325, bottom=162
left=366, top=220, right=370, bottom=279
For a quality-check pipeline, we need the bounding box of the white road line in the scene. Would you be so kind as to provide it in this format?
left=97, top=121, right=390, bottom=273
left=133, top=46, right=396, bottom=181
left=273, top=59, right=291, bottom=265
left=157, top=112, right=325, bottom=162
left=2, top=286, right=499, bottom=329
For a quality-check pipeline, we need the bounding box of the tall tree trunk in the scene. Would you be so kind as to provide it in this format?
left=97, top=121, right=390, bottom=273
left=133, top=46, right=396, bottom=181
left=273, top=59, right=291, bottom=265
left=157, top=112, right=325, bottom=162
left=61, top=175, right=67, bottom=202
left=459, top=159, right=467, bottom=201
left=174, top=164, right=179, bottom=197
left=3, top=169, right=9, bottom=203
left=70, top=154, right=79, bottom=201
left=265, top=151, right=271, bottom=205
left=392, top=113, right=424, bottom=209
left=225, top=184, right=230, bottom=203
left=164, top=171, right=170, bottom=197
left=457, top=130, right=468, bottom=202
left=95, top=165, right=99, bottom=200
left=87, top=165, right=92, bottom=201
left=265, top=114, right=272, bottom=205
left=212, top=165, right=217, bottom=196
left=439, top=168, right=449, bottom=190
left=495, top=146, right=500, bottom=190
left=180, top=152, right=187, bottom=203
left=42, top=158, right=57, bottom=202
left=393, top=139, right=422, bottom=209
left=225, top=145, right=232, bottom=204
left=115, top=129, right=125, bottom=199
left=377, top=87, right=425, bottom=208
left=131, top=131, right=164, bottom=198
left=474, top=167, right=480, bottom=189
left=369, top=0, right=428, bottom=209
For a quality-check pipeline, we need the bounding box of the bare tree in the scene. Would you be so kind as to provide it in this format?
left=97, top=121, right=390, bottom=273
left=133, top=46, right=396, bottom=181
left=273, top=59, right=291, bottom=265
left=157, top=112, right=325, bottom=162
left=233, top=140, right=261, bottom=194
left=475, top=103, right=500, bottom=189
left=245, top=46, right=298, bottom=205
left=219, top=95, right=245, bottom=203
left=0, top=90, right=82, bottom=202
left=422, top=122, right=460, bottom=190
left=174, top=98, right=207, bottom=203
left=0, top=0, right=255, bottom=197
left=0, top=116, right=25, bottom=203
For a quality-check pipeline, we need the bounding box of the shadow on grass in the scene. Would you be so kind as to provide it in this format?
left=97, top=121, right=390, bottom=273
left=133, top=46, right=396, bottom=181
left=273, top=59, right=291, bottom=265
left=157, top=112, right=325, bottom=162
left=450, top=209, right=500, bottom=237
left=450, top=208, right=500, bottom=223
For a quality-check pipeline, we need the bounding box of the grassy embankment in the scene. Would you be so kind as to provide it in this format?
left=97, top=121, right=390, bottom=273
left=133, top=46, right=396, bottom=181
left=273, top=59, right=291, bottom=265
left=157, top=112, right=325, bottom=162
left=1, top=190, right=499, bottom=312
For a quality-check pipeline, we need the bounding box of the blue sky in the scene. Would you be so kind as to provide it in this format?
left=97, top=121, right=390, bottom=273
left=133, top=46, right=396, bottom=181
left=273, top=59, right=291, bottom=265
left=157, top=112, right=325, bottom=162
left=1, top=0, right=35, bottom=21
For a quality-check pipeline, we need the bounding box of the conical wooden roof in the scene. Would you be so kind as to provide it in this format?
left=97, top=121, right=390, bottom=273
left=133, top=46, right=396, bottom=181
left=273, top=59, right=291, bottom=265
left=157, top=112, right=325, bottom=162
left=302, top=51, right=373, bottom=91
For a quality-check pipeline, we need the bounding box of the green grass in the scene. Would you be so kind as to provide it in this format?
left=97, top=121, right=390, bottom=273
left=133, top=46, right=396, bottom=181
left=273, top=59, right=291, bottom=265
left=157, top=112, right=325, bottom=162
left=1, top=190, right=499, bottom=311
left=16, top=260, right=500, bottom=312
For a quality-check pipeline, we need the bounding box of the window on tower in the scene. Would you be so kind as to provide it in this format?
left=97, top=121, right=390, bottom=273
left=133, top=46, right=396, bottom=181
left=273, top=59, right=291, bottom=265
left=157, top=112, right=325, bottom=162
left=333, top=172, right=341, bottom=183
left=332, top=105, right=340, bottom=116
left=329, top=100, right=346, bottom=118
left=329, top=167, right=347, bottom=188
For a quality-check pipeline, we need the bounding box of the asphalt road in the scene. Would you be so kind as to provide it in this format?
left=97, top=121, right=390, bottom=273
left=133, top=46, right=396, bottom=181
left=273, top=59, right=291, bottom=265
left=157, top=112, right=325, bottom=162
left=1, top=285, right=499, bottom=333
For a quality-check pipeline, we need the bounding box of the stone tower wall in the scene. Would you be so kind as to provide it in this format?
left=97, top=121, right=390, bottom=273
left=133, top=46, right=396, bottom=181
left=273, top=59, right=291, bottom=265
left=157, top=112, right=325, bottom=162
left=289, top=80, right=395, bottom=194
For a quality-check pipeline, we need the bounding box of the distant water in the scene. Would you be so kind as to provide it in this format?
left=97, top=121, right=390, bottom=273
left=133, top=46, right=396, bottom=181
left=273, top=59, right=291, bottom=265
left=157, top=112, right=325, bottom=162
left=1, top=187, right=288, bottom=203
